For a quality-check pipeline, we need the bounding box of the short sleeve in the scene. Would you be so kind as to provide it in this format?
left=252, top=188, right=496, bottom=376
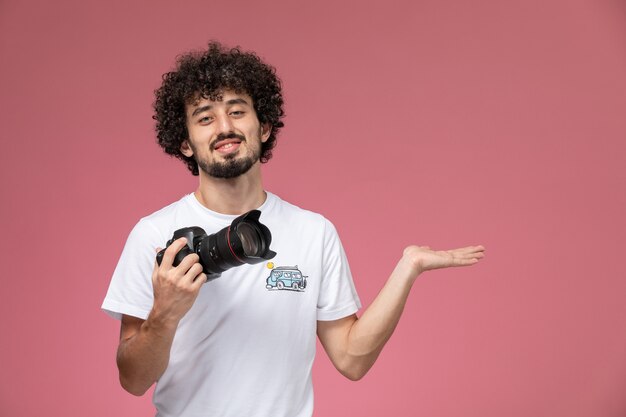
left=316, top=219, right=361, bottom=321
left=101, top=219, right=165, bottom=320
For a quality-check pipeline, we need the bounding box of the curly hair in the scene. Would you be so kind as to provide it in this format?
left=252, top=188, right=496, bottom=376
left=153, top=41, right=285, bottom=175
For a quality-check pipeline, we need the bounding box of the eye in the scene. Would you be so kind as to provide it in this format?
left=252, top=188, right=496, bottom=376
left=198, top=116, right=213, bottom=124
left=230, top=110, right=245, bottom=117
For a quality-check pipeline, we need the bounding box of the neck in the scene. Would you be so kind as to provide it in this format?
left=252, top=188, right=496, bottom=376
left=194, top=163, right=267, bottom=215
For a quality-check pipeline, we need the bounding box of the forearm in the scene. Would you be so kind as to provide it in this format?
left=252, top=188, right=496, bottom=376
left=344, top=256, right=419, bottom=378
left=320, top=244, right=484, bottom=381
left=116, top=311, right=179, bottom=396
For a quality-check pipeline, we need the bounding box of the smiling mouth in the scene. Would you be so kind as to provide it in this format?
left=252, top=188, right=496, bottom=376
left=213, top=138, right=243, bottom=154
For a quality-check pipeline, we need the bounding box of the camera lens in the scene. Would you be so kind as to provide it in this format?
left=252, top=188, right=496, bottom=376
left=158, top=210, right=277, bottom=282
left=236, top=223, right=263, bottom=256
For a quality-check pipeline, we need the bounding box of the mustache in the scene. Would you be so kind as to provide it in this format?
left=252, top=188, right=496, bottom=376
left=211, top=132, right=246, bottom=150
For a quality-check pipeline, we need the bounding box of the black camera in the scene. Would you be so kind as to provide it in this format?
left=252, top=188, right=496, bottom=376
left=156, top=210, right=277, bottom=282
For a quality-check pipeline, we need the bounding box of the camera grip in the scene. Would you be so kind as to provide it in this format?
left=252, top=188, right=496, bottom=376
left=156, top=227, right=205, bottom=267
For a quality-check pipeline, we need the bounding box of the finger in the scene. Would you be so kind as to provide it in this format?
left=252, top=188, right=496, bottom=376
left=454, top=254, right=485, bottom=265
left=191, top=273, right=208, bottom=290
left=175, top=252, right=201, bottom=275
left=466, top=246, right=485, bottom=256
left=453, top=249, right=485, bottom=258
left=153, top=248, right=164, bottom=273
left=151, top=256, right=160, bottom=285
left=446, top=246, right=485, bottom=258
left=453, top=257, right=480, bottom=266
left=453, top=245, right=485, bottom=255
left=160, top=238, right=189, bottom=268
left=182, top=262, right=204, bottom=284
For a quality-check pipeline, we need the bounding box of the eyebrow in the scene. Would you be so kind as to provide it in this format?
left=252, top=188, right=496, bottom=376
left=191, top=98, right=250, bottom=117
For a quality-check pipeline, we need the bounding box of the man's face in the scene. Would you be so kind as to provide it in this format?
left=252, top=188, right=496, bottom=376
left=182, top=90, right=270, bottom=179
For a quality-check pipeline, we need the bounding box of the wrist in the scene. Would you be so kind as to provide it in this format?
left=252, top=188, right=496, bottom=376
left=401, top=246, right=426, bottom=277
left=146, top=307, right=180, bottom=333
left=396, top=254, right=423, bottom=285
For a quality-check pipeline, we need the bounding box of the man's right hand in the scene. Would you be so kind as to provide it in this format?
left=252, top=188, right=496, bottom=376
left=151, top=237, right=207, bottom=325
left=117, top=239, right=206, bottom=396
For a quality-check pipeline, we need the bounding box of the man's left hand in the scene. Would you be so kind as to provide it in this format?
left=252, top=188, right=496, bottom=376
left=402, top=244, right=486, bottom=278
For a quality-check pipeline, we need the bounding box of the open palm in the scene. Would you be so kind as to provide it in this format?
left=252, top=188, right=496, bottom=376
left=403, top=245, right=485, bottom=275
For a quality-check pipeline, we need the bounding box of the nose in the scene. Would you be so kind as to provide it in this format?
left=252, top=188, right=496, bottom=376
left=215, top=113, right=235, bottom=135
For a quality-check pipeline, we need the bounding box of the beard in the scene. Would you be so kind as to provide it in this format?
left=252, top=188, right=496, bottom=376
left=191, top=133, right=262, bottom=179
left=197, top=152, right=259, bottom=179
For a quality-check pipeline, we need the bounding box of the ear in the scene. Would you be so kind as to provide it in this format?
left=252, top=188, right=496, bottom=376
left=180, top=140, right=194, bottom=157
left=261, top=123, right=272, bottom=143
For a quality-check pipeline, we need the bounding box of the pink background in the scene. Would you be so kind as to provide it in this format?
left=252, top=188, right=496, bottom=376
left=1, top=0, right=625, bottom=416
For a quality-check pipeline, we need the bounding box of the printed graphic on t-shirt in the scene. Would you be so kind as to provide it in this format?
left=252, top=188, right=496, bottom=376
left=265, top=263, right=308, bottom=292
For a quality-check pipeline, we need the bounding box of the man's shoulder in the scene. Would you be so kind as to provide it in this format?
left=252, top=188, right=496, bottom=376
left=137, top=194, right=195, bottom=228
left=268, top=192, right=335, bottom=231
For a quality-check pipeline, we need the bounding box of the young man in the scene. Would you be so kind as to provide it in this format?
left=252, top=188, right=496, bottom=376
left=102, top=42, right=485, bottom=417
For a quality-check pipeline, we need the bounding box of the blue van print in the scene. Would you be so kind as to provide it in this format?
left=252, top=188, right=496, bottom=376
left=266, top=266, right=307, bottom=291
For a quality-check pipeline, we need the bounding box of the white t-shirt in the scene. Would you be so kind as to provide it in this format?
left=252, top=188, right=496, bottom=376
left=102, top=192, right=361, bottom=417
